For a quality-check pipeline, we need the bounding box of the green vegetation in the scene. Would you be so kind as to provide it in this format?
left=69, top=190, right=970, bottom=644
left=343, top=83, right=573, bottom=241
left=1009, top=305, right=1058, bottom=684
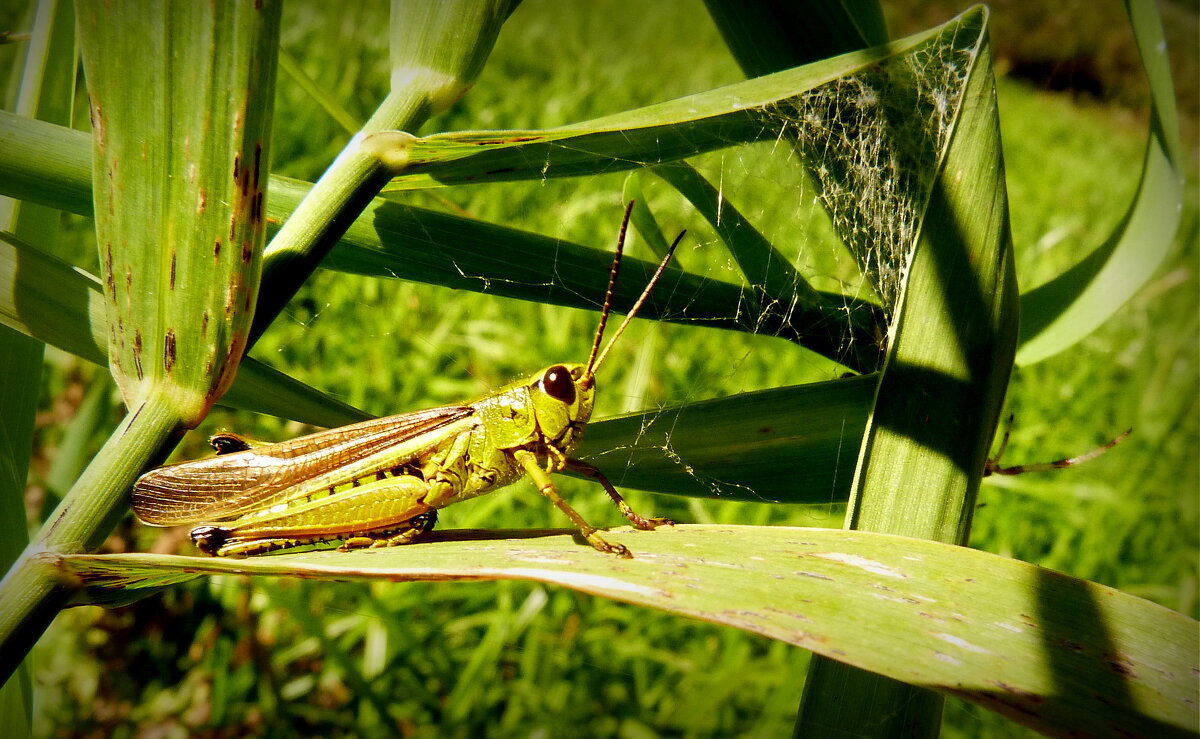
left=2, top=1, right=1194, bottom=736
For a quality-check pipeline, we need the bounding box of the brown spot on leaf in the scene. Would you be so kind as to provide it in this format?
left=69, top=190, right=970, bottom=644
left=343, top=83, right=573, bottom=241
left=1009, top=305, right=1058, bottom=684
left=793, top=570, right=833, bottom=581
left=169, top=251, right=176, bottom=289
left=473, top=136, right=541, bottom=145
left=197, top=188, right=206, bottom=213
left=89, top=96, right=104, bottom=144
left=104, top=244, right=115, bottom=293
left=164, top=329, right=176, bottom=373
left=1104, top=653, right=1135, bottom=677
left=233, top=152, right=240, bottom=181
left=132, top=331, right=144, bottom=380
left=201, top=310, right=209, bottom=338
left=1056, top=638, right=1085, bottom=652
left=214, top=239, right=221, bottom=258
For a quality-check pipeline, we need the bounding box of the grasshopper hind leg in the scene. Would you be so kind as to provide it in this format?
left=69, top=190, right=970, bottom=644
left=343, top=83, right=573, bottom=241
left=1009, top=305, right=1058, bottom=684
left=192, top=511, right=440, bottom=556
left=192, top=525, right=322, bottom=557
left=340, top=510, right=439, bottom=550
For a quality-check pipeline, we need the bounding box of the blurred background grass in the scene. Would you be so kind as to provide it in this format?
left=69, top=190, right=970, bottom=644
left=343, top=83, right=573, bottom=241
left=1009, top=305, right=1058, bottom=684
left=10, top=0, right=1197, bottom=736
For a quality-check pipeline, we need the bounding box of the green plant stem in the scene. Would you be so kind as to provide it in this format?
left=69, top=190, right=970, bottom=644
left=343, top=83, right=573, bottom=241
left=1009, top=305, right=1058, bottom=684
left=251, top=91, right=420, bottom=340
left=251, top=0, right=514, bottom=342
left=0, top=397, right=183, bottom=682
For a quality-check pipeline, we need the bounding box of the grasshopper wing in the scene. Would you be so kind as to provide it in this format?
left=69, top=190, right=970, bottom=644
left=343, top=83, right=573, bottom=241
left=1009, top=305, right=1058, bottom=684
left=132, top=405, right=475, bottom=525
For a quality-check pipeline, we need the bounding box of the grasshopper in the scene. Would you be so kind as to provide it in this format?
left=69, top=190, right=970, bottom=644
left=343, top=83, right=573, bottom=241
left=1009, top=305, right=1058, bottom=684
left=132, top=202, right=682, bottom=558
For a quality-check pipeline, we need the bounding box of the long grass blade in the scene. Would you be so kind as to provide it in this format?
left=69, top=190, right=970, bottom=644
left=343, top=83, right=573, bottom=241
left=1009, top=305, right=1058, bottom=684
left=1015, top=0, right=1184, bottom=365
left=0, top=1, right=77, bottom=731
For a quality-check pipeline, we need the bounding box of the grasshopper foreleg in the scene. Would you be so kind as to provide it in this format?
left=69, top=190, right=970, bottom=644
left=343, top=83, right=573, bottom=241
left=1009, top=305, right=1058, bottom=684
left=513, top=449, right=632, bottom=558
left=565, top=459, right=673, bottom=531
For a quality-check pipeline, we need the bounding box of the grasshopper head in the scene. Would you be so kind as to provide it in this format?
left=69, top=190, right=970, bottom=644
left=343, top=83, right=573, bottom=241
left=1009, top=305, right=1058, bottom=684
left=535, top=362, right=596, bottom=426
left=526, top=362, right=596, bottom=457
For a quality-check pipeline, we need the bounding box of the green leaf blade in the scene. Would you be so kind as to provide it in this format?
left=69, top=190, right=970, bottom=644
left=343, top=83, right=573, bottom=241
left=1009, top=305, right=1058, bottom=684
left=77, top=0, right=280, bottom=420
left=1015, top=0, right=1184, bottom=366
left=57, top=526, right=1200, bottom=737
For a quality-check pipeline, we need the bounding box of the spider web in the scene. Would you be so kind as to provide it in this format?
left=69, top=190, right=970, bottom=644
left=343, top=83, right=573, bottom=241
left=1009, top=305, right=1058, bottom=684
left=574, top=21, right=979, bottom=507
left=786, top=27, right=975, bottom=315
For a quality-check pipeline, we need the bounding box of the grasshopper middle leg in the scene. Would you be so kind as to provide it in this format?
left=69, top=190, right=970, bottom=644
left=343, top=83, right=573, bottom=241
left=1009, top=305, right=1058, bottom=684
left=513, top=449, right=632, bottom=558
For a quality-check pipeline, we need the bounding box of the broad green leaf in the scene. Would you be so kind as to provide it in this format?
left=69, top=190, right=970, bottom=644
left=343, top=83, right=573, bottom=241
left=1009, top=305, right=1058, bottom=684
left=77, top=0, right=278, bottom=420
left=846, top=6, right=1011, bottom=545
left=370, top=21, right=944, bottom=192
left=1015, top=0, right=1183, bottom=365
left=54, top=525, right=1199, bottom=737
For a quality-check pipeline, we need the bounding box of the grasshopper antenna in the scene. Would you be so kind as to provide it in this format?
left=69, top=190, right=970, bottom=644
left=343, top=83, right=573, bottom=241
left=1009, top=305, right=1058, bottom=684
left=584, top=201, right=634, bottom=377
left=585, top=202, right=684, bottom=380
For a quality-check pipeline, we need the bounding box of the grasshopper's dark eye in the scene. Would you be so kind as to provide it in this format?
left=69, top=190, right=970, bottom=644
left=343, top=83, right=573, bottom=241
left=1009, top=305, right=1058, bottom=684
left=540, top=365, right=576, bottom=405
